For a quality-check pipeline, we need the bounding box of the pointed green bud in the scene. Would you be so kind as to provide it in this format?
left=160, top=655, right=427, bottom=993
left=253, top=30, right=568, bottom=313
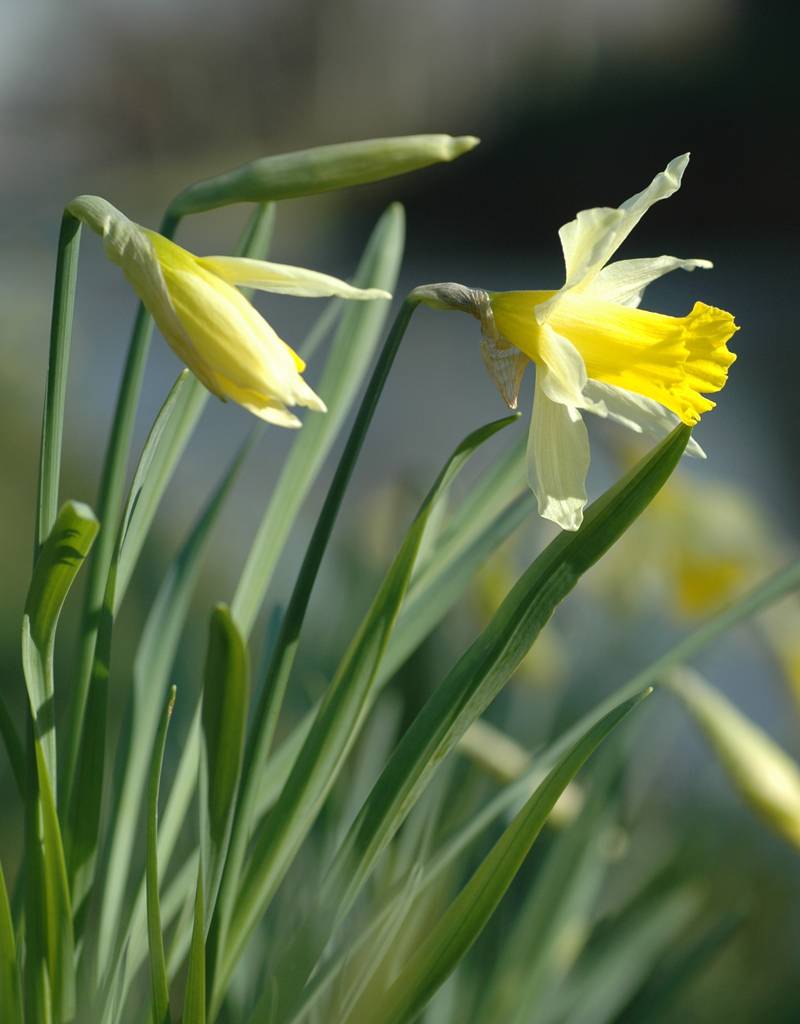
left=169, top=134, right=480, bottom=216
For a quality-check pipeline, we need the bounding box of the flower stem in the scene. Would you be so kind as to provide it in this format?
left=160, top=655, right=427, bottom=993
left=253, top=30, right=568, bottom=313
left=207, top=293, right=421, bottom=1014
left=60, top=209, right=182, bottom=812
left=36, top=210, right=81, bottom=555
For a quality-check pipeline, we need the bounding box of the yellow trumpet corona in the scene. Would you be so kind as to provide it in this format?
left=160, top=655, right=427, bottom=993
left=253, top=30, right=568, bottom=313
left=419, top=156, right=738, bottom=531
left=68, top=196, right=390, bottom=428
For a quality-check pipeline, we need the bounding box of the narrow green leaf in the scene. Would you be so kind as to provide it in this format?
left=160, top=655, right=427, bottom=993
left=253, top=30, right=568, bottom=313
left=65, top=372, right=207, bottom=927
left=325, top=426, right=689, bottom=923
left=208, top=287, right=420, bottom=1007
left=615, top=913, right=742, bottom=1024
left=24, top=739, right=76, bottom=1024
left=217, top=414, right=518, bottom=1008
left=200, top=606, right=250, bottom=924
left=231, top=202, right=405, bottom=636
left=22, top=500, right=99, bottom=788
left=147, top=687, right=177, bottom=1024
left=0, top=693, right=24, bottom=800
left=169, top=135, right=479, bottom=217
left=544, top=887, right=699, bottom=1024
left=36, top=211, right=82, bottom=553
left=351, top=690, right=650, bottom=1024
left=114, top=369, right=208, bottom=609
left=534, top=554, right=800, bottom=786
left=0, top=862, right=23, bottom=1024
left=182, top=867, right=206, bottom=1024
left=96, top=436, right=253, bottom=982
left=250, top=457, right=532, bottom=827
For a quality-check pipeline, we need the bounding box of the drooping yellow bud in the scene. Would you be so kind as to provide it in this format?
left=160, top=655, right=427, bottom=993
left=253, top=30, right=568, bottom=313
left=67, top=195, right=390, bottom=427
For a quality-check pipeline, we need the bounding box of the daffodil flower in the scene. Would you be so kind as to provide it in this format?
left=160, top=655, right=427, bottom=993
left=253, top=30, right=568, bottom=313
left=68, top=196, right=390, bottom=427
left=420, top=155, right=738, bottom=531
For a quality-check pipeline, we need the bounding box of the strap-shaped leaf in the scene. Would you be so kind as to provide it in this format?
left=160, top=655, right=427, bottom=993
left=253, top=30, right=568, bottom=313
left=115, top=369, right=208, bottom=610
left=251, top=448, right=531, bottom=826
left=348, top=690, right=650, bottom=1024
left=23, top=737, right=76, bottom=1024
left=65, top=371, right=206, bottom=925
left=218, top=414, right=519, bottom=1003
left=22, top=500, right=98, bottom=788
left=147, top=687, right=177, bottom=1024
left=182, top=867, right=206, bottom=1024
left=209, top=228, right=409, bottom=1003
left=231, top=202, right=405, bottom=636
left=0, top=694, right=24, bottom=800
left=95, top=435, right=252, bottom=983
left=0, top=862, right=22, bottom=1024
left=325, top=426, right=690, bottom=923
left=200, top=606, right=250, bottom=925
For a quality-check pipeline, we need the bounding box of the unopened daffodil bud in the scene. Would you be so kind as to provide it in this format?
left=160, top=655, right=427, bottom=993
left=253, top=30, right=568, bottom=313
left=68, top=195, right=389, bottom=428
left=170, top=135, right=480, bottom=216
left=416, top=156, right=738, bottom=532
left=667, top=666, right=800, bottom=849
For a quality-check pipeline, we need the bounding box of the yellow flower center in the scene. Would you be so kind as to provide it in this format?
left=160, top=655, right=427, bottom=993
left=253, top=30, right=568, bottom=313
left=490, top=289, right=738, bottom=424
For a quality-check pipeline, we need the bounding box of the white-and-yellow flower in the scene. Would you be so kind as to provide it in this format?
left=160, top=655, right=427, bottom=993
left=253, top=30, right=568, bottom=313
left=438, top=155, right=738, bottom=531
left=68, top=196, right=390, bottom=427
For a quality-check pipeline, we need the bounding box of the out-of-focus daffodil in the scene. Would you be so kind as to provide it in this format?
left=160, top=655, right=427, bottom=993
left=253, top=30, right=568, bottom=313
left=68, top=195, right=390, bottom=427
left=417, top=155, right=738, bottom=531
left=667, top=667, right=800, bottom=850
left=588, top=472, right=800, bottom=702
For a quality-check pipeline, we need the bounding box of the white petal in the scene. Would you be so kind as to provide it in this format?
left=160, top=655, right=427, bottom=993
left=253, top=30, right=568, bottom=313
left=198, top=256, right=391, bottom=300
left=537, top=325, right=606, bottom=417
left=528, top=375, right=590, bottom=531
left=558, top=207, right=625, bottom=289
left=558, top=154, right=690, bottom=288
left=582, top=379, right=706, bottom=458
left=610, top=153, right=690, bottom=259
left=239, top=399, right=303, bottom=428
left=587, top=255, right=712, bottom=308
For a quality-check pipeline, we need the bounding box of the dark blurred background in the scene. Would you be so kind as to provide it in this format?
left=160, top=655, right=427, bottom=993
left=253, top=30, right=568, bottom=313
left=1, top=1, right=799, bottom=1018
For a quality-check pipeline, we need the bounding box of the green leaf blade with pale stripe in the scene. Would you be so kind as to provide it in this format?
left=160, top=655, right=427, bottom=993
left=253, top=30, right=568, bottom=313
left=231, top=202, right=406, bottom=637
left=352, top=690, right=651, bottom=1024
left=22, top=500, right=99, bottom=790
left=218, top=413, right=519, bottom=1008
left=147, top=687, right=177, bottom=1024
left=200, top=606, right=250, bottom=926
left=325, top=426, right=690, bottom=924
left=0, top=862, right=23, bottom=1024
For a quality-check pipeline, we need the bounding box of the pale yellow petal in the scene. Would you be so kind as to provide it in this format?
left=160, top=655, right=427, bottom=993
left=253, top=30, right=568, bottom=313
left=588, top=255, right=712, bottom=308
left=528, top=376, right=589, bottom=531
left=198, top=256, right=391, bottom=300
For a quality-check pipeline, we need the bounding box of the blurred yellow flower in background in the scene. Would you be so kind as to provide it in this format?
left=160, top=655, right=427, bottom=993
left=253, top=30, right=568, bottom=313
left=68, top=195, right=390, bottom=427
left=589, top=470, right=800, bottom=703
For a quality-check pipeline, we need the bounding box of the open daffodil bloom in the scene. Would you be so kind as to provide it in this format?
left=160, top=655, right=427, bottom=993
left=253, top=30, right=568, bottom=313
left=68, top=196, right=390, bottom=427
left=421, top=155, right=738, bottom=531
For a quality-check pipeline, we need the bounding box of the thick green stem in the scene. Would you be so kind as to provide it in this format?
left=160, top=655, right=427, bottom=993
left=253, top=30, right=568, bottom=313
left=207, top=294, right=421, bottom=1015
left=60, top=209, right=182, bottom=812
left=36, top=211, right=82, bottom=555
